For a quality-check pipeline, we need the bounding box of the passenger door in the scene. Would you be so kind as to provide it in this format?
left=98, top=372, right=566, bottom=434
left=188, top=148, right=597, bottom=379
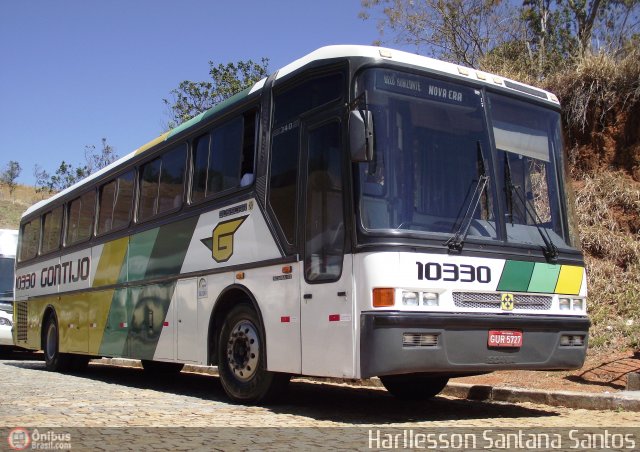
left=299, top=115, right=355, bottom=378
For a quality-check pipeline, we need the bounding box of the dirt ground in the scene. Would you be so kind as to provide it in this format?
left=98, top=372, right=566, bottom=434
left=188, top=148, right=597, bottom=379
left=455, top=348, right=640, bottom=393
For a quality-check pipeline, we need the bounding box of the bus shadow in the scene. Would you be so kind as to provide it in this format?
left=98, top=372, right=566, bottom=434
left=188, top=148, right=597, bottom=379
left=5, top=361, right=558, bottom=425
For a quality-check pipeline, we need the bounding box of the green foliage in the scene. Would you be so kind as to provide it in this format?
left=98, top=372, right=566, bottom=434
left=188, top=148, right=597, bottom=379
left=360, top=0, right=640, bottom=78
left=35, top=138, right=118, bottom=194
left=0, top=161, right=22, bottom=197
left=163, top=58, right=269, bottom=130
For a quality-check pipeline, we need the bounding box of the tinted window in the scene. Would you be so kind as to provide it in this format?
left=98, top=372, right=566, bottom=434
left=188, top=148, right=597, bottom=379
left=41, top=206, right=63, bottom=254
left=273, top=73, right=343, bottom=127
left=19, top=220, right=39, bottom=261
left=305, top=121, right=344, bottom=282
left=268, top=73, right=343, bottom=246
left=66, top=190, right=96, bottom=245
left=269, top=130, right=299, bottom=244
left=138, top=146, right=186, bottom=221
left=191, top=114, right=250, bottom=202
left=98, top=171, right=134, bottom=234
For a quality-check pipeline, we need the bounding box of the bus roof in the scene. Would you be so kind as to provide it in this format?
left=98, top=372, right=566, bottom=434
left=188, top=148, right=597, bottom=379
left=23, top=45, right=558, bottom=219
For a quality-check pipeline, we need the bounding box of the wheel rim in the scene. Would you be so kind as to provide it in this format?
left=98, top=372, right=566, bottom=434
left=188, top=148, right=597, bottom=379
left=226, top=319, right=260, bottom=382
left=45, top=322, right=57, bottom=361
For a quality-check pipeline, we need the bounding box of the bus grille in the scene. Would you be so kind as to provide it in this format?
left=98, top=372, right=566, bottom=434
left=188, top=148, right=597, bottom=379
left=16, top=301, right=27, bottom=342
left=453, top=292, right=552, bottom=310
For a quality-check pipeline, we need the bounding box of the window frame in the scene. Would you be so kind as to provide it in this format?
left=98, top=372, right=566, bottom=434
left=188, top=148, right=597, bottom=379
left=40, top=206, right=64, bottom=255
left=96, top=170, right=135, bottom=237
left=189, top=108, right=257, bottom=206
left=136, top=144, right=187, bottom=224
left=64, top=189, right=97, bottom=247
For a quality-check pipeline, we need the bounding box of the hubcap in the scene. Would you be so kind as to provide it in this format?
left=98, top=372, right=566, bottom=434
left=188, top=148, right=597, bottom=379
left=46, top=322, right=57, bottom=361
left=226, top=320, right=259, bottom=381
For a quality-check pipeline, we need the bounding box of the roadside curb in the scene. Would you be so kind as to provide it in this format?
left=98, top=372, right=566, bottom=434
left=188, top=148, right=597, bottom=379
left=97, top=358, right=640, bottom=412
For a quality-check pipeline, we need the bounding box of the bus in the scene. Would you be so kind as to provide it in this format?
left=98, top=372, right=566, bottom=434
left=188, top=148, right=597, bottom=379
left=13, top=45, right=589, bottom=403
left=1, top=229, right=18, bottom=314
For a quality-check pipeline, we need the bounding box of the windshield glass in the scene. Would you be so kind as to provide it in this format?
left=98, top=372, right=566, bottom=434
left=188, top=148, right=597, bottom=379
left=355, top=69, right=575, bottom=250
left=355, top=69, right=498, bottom=241
left=0, top=257, right=14, bottom=299
left=488, top=93, right=570, bottom=248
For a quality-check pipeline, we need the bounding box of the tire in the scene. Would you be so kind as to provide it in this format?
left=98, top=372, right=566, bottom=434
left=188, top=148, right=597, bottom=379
left=217, top=303, right=290, bottom=404
left=141, top=360, right=185, bottom=374
left=43, top=314, right=74, bottom=372
left=380, top=373, right=450, bottom=400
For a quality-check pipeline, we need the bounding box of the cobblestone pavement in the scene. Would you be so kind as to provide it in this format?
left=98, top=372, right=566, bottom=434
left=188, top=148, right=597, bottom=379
left=1, top=358, right=638, bottom=450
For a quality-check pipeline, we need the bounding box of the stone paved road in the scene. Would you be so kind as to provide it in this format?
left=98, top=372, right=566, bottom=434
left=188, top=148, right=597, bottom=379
left=1, top=357, right=638, bottom=450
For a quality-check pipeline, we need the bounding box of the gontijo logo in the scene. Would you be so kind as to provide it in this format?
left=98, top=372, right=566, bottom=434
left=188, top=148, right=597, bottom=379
left=201, top=215, right=248, bottom=263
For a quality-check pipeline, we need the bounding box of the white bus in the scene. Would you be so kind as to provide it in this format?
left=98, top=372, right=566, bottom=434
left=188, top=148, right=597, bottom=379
left=1, top=229, right=18, bottom=349
left=0, top=229, right=18, bottom=313
left=14, top=46, right=588, bottom=403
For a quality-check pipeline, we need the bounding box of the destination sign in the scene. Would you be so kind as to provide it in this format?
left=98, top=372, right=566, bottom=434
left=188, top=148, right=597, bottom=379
left=375, top=71, right=478, bottom=108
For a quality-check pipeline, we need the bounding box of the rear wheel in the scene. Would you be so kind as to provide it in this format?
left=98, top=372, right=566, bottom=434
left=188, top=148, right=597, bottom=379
left=43, top=314, right=74, bottom=372
left=217, top=303, right=290, bottom=404
left=380, top=373, right=449, bottom=400
left=141, top=360, right=185, bottom=374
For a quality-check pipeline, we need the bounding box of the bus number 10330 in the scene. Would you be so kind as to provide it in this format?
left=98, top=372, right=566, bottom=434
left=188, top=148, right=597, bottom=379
left=416, top=262, right=491, bottom=283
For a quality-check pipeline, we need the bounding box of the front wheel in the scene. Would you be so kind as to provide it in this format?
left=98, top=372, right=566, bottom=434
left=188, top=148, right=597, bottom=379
left=217, top=304, right=290, bottom=404
left=380, top=374, right=449, bottom=400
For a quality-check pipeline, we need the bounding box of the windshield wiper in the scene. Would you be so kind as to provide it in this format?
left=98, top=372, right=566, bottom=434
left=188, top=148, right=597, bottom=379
left=503, top=153, right=558, bottom=262
left=445, top=142, right=489, bottom=253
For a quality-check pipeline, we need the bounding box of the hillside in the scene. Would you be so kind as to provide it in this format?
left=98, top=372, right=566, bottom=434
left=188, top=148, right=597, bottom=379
left=0, top=184, right=47, bottom=230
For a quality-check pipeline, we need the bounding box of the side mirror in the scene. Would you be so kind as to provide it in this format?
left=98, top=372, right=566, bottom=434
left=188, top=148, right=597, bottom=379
left=349, top=110, right=374, bottom=162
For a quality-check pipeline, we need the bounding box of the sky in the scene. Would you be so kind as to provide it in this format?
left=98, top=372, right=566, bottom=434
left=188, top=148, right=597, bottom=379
left=0, top=0, right=407, bottom=186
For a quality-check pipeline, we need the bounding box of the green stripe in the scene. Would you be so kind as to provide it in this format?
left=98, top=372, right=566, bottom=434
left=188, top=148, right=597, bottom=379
left=128, top=228, right=160, bottom=282
left=527, top=263, right=562, bottom=293
left=497, top=260, right=535, bottom=292
left=144, top=216, right=199, bottom=280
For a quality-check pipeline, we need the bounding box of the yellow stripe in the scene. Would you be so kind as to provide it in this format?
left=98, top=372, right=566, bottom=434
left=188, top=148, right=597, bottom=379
left=93, top=237, right=129, bottom=288
left=554, top=265, right=584, bottom=295
left=134, top=131, right=170, bottom=155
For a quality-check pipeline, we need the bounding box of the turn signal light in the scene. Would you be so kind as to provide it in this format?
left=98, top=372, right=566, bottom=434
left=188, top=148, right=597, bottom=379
left=373, top=288, right=395, bottom=307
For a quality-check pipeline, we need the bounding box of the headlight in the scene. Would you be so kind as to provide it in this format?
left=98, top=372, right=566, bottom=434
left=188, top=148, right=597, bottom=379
left=422, top=292, right=439, bottom=306
left=572, top=299, right=585, bottom=311
left=402, top=291, right=420, bottom=306
left=0, top=317, right=12, bottom=326
left=559, top=298, right=571, bottom=311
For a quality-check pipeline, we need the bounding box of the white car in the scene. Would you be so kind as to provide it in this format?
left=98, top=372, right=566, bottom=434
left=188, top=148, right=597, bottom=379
left=0, top=310, right=13, bottom=347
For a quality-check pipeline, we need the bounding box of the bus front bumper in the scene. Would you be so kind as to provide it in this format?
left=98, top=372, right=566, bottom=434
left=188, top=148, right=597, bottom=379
left=360, top=312, right=590, bottom=378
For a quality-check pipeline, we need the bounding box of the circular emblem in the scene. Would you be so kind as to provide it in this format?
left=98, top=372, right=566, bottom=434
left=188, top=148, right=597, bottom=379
left=7, top=428, right=31, bottom=450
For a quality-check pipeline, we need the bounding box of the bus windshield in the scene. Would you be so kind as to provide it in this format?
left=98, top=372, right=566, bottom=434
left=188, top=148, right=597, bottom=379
left=355, top=68, right=575, bottom=250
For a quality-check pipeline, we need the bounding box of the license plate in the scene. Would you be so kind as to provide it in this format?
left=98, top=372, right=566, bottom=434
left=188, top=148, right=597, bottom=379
left=488, top=330, right=523, bottom=348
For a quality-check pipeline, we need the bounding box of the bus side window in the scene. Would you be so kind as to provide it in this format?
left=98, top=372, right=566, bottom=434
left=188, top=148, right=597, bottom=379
left=98, top=171, right=134, bottom=234
left=65, top=190, right=96, bottom=246
left=139, top=146, right=186, bottom=222
left=41, top=206, right=63, bottom=254
left=19, top=219, right=40, bottom=261
left=191, top=113, right=249, bottom=202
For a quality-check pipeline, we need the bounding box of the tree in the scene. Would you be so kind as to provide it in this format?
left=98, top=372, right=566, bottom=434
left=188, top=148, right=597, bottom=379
left=35, top=138, right=118, bottom=193
left=163, top=58, right=269, bottom=129
left=0, top=161, right=22, bottom=199
left=360, top=0, right=640, bottom=76
left=359, top=0, right=519, bottom=68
